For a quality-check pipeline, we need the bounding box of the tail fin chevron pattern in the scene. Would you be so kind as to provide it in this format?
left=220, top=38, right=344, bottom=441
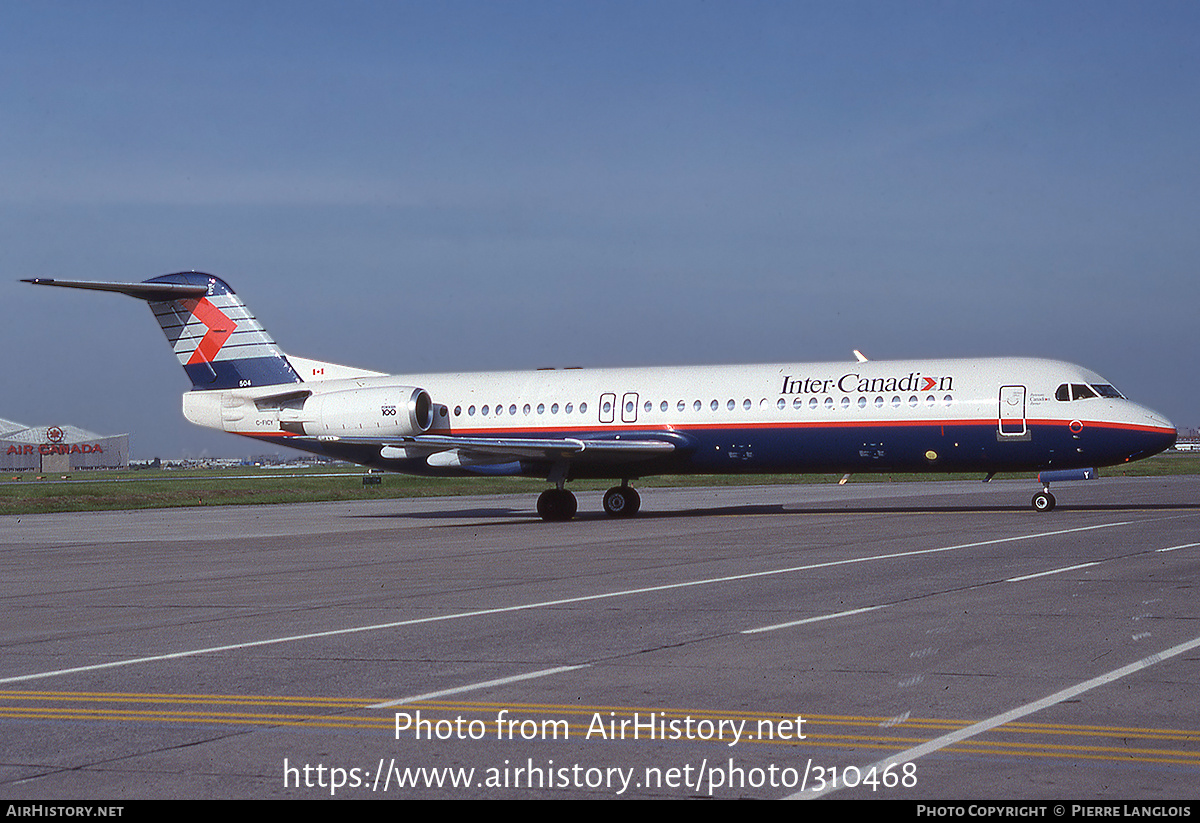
left=145, top=273, right=300, bottom=388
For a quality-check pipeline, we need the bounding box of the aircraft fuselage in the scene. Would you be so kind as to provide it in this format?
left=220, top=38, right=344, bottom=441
left=185, top=357, right=1175, bottom=479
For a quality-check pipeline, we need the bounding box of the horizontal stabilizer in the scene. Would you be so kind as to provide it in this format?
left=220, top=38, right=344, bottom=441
left=24, top=278, right=209, bottom=301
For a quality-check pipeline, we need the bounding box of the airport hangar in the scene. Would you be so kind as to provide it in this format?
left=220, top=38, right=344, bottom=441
left=0, top=418, right=128, bottom=472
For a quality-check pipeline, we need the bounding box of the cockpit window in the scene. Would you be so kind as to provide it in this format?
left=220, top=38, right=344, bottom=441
left=1056, top=383, right=1113, bottom=401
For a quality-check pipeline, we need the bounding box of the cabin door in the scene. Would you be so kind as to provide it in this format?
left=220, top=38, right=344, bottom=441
left=998, top=385, right=1027, bottom=436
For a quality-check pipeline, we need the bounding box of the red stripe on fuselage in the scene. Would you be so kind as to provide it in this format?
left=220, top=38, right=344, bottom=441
left=238, top=418, right=1173, bottom=440
left=439, top=418, right=1175, bottom=437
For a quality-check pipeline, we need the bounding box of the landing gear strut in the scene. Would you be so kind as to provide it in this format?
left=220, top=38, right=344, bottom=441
left=603, top=484, right=641, bottom=518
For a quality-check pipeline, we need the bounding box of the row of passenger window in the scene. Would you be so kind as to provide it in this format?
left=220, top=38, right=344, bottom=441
left=452, top=394, right=956, bottom=418
left=454, top=402, right=588, bottom=417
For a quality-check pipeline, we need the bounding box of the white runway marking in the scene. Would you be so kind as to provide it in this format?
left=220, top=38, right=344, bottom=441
left=788, top=632, right=1200, bottom=800
left=367, top=665, right=590, bottom=708
left=743, top=605, right=886, bottom=634
left=1156, top=542, right=1200, bottom=553
left=0, top=518, right=1151, bottom=685
left=1006, top=561, right=1100, bottom=582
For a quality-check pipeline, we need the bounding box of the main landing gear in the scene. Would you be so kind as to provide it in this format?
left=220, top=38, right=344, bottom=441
left=535, top=481, right=641, bottom=521
left=602, top=484, right=641, bottom=518
left=536, top=488, right=577, bottom=521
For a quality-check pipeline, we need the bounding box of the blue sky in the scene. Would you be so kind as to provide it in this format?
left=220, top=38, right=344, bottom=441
left=3, top=1, right=1197, bottom=457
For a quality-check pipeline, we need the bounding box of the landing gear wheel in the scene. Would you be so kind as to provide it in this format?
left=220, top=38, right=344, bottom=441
left=1031, top=491, right=1056, bottom=512
left=537, top=488, right=577, bottom=521
left=603, top=486, right=641, bottom=518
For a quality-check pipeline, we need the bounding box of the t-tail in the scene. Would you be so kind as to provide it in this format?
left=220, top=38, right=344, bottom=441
left=24, top=272, right=302, bottom=390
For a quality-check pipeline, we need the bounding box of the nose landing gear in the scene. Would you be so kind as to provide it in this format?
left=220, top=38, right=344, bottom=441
left=1032, top=488, right=1056, bottom=512
left=1031, top=468, right=1094, bottom=512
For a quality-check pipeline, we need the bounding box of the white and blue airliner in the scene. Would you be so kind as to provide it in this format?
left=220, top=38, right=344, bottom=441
left=26, top=272, right=1177, bottom=520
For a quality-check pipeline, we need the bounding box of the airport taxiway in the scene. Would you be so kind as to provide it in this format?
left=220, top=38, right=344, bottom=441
left=2, top=476, right=1198, bottom=799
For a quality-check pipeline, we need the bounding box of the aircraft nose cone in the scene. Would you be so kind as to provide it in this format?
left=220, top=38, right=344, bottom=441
left=1138, top=408, right=1176, bottom=455
left=1108, top=403, right=1177, bottom=464
left=1160, top=420, right=1178, bottom=450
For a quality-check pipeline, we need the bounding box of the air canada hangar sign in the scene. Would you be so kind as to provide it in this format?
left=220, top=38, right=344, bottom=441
left=6, top=443, right=106, bottom=456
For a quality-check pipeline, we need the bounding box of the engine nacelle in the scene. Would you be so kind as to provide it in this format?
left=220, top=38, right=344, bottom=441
left=283, top=386, right=433, bottom=437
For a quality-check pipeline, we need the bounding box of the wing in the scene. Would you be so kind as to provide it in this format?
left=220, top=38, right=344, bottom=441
left=305, top=432, right=683, bottom=468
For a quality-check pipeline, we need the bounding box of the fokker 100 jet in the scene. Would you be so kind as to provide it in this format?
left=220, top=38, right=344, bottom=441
left=26, top=273, right=1176, bottom=520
